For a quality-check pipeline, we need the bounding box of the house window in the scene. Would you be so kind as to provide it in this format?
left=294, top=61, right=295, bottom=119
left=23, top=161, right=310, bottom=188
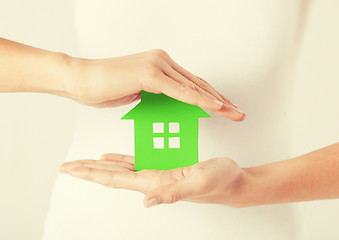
left=153, top=122, right=181, bottom=149
left=169, top=122, right=180, bottom=133
left=169, top=137, right=180, bottom=148
left=153, top=137, right=164, bottom=149
left=153, top=122, right=164, bottom=133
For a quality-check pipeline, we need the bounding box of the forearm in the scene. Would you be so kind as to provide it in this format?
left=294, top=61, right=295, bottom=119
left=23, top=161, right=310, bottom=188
left=240, top=142, right=339, bottom=207
left=0, top=37, right=78, bottom=98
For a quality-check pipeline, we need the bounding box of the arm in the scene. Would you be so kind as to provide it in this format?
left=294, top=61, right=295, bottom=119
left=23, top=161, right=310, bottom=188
left=0, top=37, right=75, bottom=98
left=59, top=142, right=339, bottom=208
left=0, top=37, right=244, bottom=120
left=242, top=142, right=339, bottom=206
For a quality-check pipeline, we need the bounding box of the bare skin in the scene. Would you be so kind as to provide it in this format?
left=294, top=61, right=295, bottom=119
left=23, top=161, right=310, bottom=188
left=60, top=143, right=339, bottom=208
left=2, top=37, right=338, bottom=209
left=0, top=37, right=245, bottom=121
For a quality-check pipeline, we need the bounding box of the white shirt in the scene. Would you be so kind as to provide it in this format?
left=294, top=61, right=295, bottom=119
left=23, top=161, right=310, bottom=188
left=43, top=1, right=306, bottom=239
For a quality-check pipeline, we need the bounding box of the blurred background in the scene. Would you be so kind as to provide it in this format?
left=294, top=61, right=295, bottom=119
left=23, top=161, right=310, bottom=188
left=0, top=0, right=338, bottom=239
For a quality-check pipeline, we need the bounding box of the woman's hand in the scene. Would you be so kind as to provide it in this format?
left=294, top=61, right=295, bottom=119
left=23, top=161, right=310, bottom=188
left=59, top=153, right=248, bottom=208
left=0, top=38, right=244, bottom=120
left=59, top=144, right=339, bottom=208
left=72, top=49, right=245, bottom=121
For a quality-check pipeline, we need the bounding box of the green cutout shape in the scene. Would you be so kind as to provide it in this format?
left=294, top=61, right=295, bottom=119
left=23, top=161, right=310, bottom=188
left=122, top=91, right=211, bottom=171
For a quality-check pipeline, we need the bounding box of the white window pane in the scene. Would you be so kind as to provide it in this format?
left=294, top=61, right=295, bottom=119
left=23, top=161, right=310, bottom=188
left=169, top=137, right=180, bottom=148
left=153, top=122, right=164, bottom=133
left=169, top=122, right=180, bottom=133
left=153, top=137, right=164, bottom=149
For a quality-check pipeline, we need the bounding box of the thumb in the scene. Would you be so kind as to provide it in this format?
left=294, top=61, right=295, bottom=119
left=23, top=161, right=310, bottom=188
left=143, top=179, right=196, bottom=208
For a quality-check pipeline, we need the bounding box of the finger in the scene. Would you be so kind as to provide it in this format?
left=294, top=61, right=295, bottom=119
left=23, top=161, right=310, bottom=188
left=100, top=153, right=135, bottom=165
left=80, top=162, right=131, bottom=172
left=160, top=75, right=245, bottom=120
left=171, top=63, right=228, bottom=104
left=68, top=166, right=149, bottom=193
left=155, top=50, right=244, bottom=112
left=195, top=76, right=244, bottom=115
left=161, top=64, right=223, bottom=104
left=59, top=160, right=95, bottom=173
left=158, top=53, right=232, bottom=105
left=81, top=162, right=132, bottom=172
left=97, top=160, right=134, bottom=171
left=158, top=75, right=224, bottom=112
left=196, top=76, right=232, bottom=104
left=74, top=159, right=131, bottom=166
left=143, top=178, right=201, bottom=207
left=97, top=159, right=134, bottom=168
left=216, top=102, right=246, bottom=121
left=84, top=160, right=134, bottom=171
left=59, top=160, right=134, bottom=174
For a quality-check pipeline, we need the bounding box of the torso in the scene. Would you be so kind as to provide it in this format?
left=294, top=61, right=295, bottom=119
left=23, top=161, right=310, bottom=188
left=43, top=1, right=305, bottom=239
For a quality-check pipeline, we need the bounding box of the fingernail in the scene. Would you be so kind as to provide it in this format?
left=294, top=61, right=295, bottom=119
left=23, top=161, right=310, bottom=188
left=59, top=165, right=69, bottom=174
left=231, top=105, right=244, bottom=114
left=213, top=99, right=223, bottom=107
left=59, top=162, right=77, bottom=172
left=144, top=198, right=159, bottom=208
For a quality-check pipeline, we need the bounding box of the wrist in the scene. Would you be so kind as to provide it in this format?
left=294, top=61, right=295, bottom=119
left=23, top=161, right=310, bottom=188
left=237, top=161, right=291, bottom=208
left=46, top=52, right=82, bottom=101
left=27, top=50, right=80, bottom=100
left=64, top=57, right=102, bottom=105
left=230, top=166, right=273, bottom=208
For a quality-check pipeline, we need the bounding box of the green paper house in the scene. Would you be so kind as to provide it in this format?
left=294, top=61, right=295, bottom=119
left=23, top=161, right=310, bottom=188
left=122, top=91, right=210, bottom=171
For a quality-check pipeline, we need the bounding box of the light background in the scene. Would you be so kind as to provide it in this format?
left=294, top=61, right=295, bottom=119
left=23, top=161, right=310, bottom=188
left=0, top=1, right=78, bottom=239
left=0, top=0, right=338, bottom=240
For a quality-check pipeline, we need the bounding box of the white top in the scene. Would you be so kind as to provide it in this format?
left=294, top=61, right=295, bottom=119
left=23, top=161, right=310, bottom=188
left=43, top=1, right=306, bottom=239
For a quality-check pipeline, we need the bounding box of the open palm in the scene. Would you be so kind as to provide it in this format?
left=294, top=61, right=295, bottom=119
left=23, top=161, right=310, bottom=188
left=60, top=153, right=245, bottom=208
